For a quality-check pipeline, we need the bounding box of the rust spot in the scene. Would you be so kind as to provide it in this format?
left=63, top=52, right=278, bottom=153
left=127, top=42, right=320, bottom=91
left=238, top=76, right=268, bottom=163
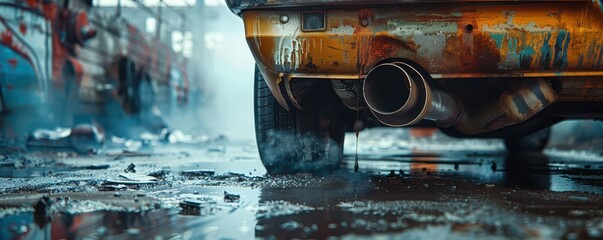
left=303, top=56, right=318, bottom=72
left=358, top=9, right=373, bottom=24
left=473, top=33, right=501, bottom=72
left=370, top=35, right=418, bottom=63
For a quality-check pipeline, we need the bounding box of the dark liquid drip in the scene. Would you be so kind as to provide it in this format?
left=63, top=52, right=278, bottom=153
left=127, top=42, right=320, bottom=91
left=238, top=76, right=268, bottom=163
left=354, top=85, right=360, bottom=173
left=354, top=130, right=359, bottom=172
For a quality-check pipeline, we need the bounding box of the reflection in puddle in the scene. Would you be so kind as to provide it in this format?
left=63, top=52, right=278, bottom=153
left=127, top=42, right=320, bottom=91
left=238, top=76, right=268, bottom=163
left=1, top=149, right=602, bottom=239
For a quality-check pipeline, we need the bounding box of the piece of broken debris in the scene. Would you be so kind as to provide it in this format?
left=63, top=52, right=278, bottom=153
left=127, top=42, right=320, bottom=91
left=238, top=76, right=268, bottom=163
left=180, top=169, right=215, bottom=177
left=224, top=191, right=240, bottom=202
left=124, top=163, right=136, bottom=173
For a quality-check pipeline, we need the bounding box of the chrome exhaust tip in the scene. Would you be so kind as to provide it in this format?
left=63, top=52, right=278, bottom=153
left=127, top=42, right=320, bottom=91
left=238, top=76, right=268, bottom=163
left=363, top=62, right=462, bottom=127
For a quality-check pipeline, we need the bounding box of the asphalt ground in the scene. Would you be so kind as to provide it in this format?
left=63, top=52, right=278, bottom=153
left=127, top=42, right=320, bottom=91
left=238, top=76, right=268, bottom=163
left=0, top=128, right=601, bottom=239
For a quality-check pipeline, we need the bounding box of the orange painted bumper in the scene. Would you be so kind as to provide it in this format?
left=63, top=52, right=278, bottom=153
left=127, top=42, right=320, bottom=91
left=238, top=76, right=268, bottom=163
left=241, top=1, right=603, bottom=108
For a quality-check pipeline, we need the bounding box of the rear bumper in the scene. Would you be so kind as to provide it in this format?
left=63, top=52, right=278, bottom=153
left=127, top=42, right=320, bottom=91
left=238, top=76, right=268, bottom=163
left=238, top=1, right=603, bottom=109
left=227, top=0, right=594, bottom=15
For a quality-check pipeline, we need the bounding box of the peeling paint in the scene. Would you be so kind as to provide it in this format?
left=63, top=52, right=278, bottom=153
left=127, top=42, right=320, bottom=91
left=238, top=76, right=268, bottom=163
left=552, top=30, right=570, bottom=69
left=242, top=2, right=603, bottom=80
left=330, top=25, right=355, bottom=35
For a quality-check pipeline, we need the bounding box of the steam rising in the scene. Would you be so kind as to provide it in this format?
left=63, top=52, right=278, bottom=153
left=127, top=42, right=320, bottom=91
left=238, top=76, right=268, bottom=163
left=167, top=5, right=256, bottom=140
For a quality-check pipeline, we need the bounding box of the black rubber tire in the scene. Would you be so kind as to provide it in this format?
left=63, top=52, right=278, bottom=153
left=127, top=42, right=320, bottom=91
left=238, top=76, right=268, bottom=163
left=504, top=128, right=551, bottom=152
left=61, top=62, right=77, bottom=126
left=254, top=66, right=345, bottom=175
left=118, top=58, right=141, bottom=114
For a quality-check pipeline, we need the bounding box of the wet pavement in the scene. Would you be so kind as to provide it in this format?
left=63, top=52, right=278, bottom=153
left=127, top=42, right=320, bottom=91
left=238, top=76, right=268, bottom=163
left=0, top=128, right=602, bottom=239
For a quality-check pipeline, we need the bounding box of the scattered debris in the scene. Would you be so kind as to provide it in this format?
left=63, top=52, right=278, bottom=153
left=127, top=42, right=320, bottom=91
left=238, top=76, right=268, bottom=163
left=31, top=128, right=71, bottom=140
left=98, top=184, right=128, bottom=191
left=139, top=128, right=169, bottom=142
left=214, top=172, right=252, bottom=181
left=70, top=124, right=105, bottom=154
left=105, top=179, right=156, bottom=185
left=148, top=169, right=170, bottom=178
left=103, top=172, right=159, bottom=185
left=124, top=163, right=136, bottom=173
left=119, top=172, right=158, bottom=182
left=280, top=220, right=302, bottom=231
left=180, top=169, right=215, bottom=177
left=181, top=199, right=205, bottom=207
left=208, top=146, right=225, bottom=153
left=26, top=128, right=72, bottom=148
left=124, top=140, right=143, bottom=151
left=76, top=164, right=110, bottom=170
left=33, top=196, right=53, bottom=227
left=167, top=130, right=225, bottom=145
left=33, top=196, right=53, bottom=214
left=179, top=199, right=207, bottom=215
left=110, top=151, right=152, bottom=160
left=224, top=191, right=240, bottom=202
left=26, top=124, right=104, bottom=153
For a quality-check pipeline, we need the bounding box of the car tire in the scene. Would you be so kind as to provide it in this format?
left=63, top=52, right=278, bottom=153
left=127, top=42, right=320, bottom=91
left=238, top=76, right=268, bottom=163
left=254, top=66, right=345, bottom=175
left=61, top=62, right=77, bottom=126
left=118, top=58, right=141, bottom=114
left=504, top=128, right=551, bottom=152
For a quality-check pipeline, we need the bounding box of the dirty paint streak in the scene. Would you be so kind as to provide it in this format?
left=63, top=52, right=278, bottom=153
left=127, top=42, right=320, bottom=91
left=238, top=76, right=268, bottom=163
left=519, top=47, right=534, bottom=69
left=473, top=33, right=501, bottom=72
left=552, top=30, right=570, bottom=69
left=538, top=33, right=552, bottom=70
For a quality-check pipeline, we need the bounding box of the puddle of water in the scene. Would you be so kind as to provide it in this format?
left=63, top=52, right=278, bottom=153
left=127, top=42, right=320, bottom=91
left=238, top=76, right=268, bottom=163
left=1, top=137, right=603, bottom=239
left=1, top=165, right=602, bottom=240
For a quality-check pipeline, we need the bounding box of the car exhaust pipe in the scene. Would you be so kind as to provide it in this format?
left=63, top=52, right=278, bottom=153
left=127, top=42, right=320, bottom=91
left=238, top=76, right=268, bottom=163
left=363, top=62, right=462, bottom=127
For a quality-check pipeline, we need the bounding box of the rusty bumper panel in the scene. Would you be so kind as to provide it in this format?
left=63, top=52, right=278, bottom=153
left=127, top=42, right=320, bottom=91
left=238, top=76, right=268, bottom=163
left=227, top=0, right=592, bottom=15
left=244, top=1, right=603, bottom=93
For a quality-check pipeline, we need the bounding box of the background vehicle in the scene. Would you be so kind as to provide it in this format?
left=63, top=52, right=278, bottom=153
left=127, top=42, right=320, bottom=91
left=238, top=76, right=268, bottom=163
left=0, top=0, right=191, bottom=138
left=74, top=0, right=192, bottom=136
left=228, top=0, right=603, bottom=174
left=0, top=0, right=95, bottom=135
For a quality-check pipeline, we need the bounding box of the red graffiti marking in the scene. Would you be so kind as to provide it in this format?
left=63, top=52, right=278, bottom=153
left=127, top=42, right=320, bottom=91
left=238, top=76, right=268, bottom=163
left=19, top=22, right=27, bottom=35
left=1, top=31, right=13, bottom=46
left=25, top=0, right=39, bottom=8
left=8, top=58, right=17, bottom=68
left=0, top=27, right=34, bottom=68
